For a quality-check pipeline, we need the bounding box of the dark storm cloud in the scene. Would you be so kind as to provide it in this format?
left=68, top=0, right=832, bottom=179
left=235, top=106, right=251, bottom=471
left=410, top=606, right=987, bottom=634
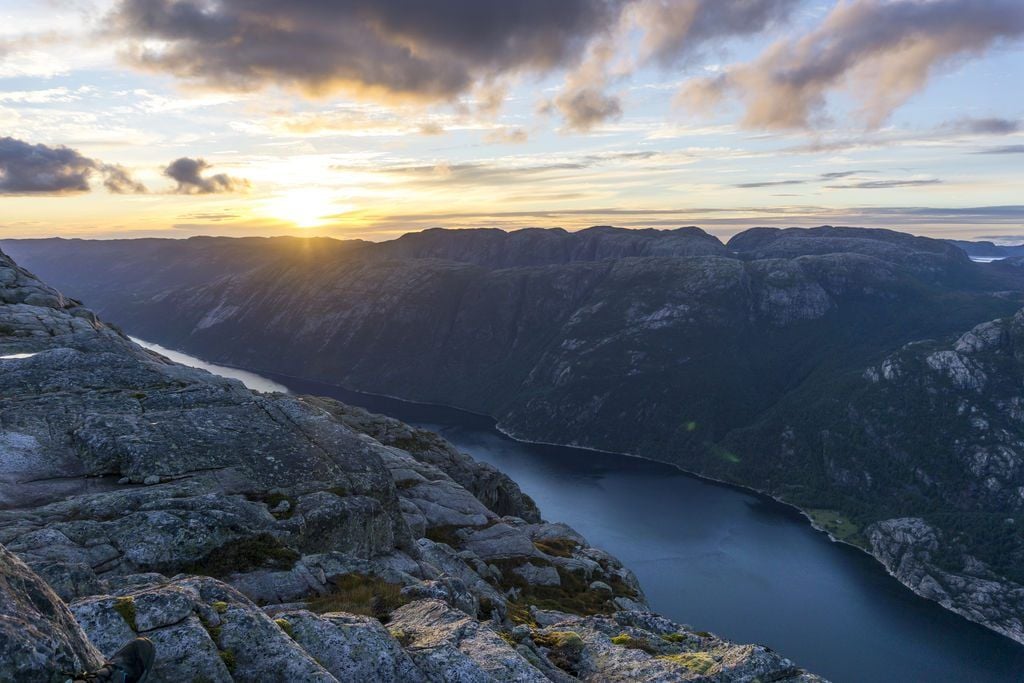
left=164, top=157, right=248, bottom=194
left=0, top=136, right=146, bottom=195
left=110, top=0, right=626, bottom=100
left=680, top=0, right=1024, bottom=129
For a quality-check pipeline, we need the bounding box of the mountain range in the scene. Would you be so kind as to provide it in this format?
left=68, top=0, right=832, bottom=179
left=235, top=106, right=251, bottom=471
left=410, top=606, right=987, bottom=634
left=6, top=224, right=1024, bottom=644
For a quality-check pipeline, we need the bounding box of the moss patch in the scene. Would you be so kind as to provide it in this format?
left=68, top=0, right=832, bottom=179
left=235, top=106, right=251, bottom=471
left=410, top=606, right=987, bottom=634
left=610, top=633, right=659, bottom=655
left=660, top=633, right=687, bottom=643
left=660, top=652, right=716, bottom=674
left=306, top=574, right=409, bottom=621
left=180, top=534, right=299, bottom=578
left=113, top=596, right=137, bottom=631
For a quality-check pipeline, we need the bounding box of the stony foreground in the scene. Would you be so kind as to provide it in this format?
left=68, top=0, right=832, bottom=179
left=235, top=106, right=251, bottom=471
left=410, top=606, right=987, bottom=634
left=0, top=247, right=824, bottom=681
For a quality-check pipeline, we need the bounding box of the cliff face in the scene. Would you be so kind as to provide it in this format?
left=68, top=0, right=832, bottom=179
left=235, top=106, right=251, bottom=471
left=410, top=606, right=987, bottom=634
left=766, top=309, right=1024, bottom=643
left=0, top=247, right=823, bottom=682
left=6, top=225, right=1024, bottom=643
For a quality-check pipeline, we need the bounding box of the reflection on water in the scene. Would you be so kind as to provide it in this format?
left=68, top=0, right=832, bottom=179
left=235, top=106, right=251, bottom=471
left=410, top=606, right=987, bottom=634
left=132, top=338, right=290, bottom=393
left=137, top=342, right=1024, bottom=683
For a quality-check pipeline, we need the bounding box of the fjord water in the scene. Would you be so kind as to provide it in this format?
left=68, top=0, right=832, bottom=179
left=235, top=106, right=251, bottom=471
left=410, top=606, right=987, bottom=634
left=137, top=341, right=1024, bottom=683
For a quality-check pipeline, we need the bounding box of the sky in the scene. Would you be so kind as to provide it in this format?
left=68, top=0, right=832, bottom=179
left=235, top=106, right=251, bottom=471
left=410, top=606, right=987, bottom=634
left=0, top=0, right=1022, bottom=243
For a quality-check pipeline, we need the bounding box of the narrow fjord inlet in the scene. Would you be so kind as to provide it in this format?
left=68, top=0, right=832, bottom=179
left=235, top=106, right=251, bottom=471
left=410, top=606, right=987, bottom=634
left=140, top=342, right=1024, bottom=683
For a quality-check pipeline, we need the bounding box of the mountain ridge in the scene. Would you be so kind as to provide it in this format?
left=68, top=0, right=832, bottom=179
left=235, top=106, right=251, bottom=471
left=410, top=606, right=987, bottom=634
left=6, top=225, right=1024, bottom=644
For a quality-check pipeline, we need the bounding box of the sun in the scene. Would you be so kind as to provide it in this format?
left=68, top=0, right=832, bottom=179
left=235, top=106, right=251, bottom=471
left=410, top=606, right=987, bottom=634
left=262, top=188, right=348, bottom=228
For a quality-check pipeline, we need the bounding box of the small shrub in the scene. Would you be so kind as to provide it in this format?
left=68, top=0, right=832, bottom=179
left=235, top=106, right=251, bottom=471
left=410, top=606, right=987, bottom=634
left=219, top=649, right=237, bottom=672
left=534, top=631, right=585, bottom=676
left=424, top=525, right=464, bottom=548
left=180, top=534, right=299, bottom=578
left=506, top=600, right=536, bottom=627
left=113, top=596, right=137, bottom=631
left=610, top=633, right=659, bottom=655
left=478, top=596, right=497, bottom=620
left=274, top=618, right=295, bottom=639
left=389, top=628, right=414, bottom=647
left=306, top=574, right=409, bottom=622
left=533, top=538, right=578, bottom=558
left=660, top=633, right=687, bottom=643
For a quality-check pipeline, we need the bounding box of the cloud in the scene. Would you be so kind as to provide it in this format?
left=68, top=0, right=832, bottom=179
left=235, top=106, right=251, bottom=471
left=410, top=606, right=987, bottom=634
left=164, top=157, right=249, bottom=194
left=679, top=0, right=1024, bottom=129
left=110, top=0, right=625, bottom=102
left=101, top=164, right=148, bottom=194
left=554, top=86, right=623, bottom=131
left=551, top=0, right=798, bottom=130
left=109, top=0, right=800, bottom=131
left=819, top=170, right=873, bottom=180
left=0, top=136, right=145, bottom=195
left=629, top=0, right=798, bottom=67
left=975, top=144, right=1024, bottom=155
left=734, top=179, right=804, bottom=188
left=946, top=117, right=1021, bottom=135
left=484, top=127, right=529, bottom=144
left=827, top=179, right=943, bottom=189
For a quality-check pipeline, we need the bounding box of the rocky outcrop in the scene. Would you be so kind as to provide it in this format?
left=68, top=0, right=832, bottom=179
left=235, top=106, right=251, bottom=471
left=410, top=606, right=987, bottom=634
left=736, top=307, right=1024, bottom=643
left=0, top=544, right=103, bottom=682
left=308, top=398, right=541, bottom=523
left=868, top=519, right=1024, bottom=644
left=0, top=247, right=824, bottom=680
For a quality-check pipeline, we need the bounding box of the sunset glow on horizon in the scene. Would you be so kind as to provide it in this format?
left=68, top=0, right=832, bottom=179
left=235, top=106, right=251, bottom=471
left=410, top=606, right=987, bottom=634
left=1, top=0, right=1022, bottom=243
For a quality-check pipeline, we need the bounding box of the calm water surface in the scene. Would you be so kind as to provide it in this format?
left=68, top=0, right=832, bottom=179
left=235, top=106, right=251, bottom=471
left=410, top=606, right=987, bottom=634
left=139, top=340, right=1024, bottom=683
